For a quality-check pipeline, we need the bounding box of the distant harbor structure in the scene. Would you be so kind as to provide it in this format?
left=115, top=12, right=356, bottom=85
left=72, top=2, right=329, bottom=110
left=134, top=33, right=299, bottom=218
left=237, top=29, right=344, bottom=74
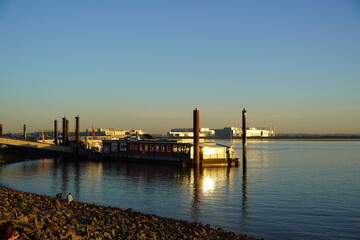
left=167, top=126, right=275, bottom=138
left=0, top=110, right=240, bottom=166
left=2, top=128, right=146, bottom=152
left=3, top=128, right=145, bottom=140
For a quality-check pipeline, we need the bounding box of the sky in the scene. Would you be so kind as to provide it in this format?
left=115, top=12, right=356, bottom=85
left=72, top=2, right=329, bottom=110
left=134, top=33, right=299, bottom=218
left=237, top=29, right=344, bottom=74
left=0, top=0, right=359, bottom=134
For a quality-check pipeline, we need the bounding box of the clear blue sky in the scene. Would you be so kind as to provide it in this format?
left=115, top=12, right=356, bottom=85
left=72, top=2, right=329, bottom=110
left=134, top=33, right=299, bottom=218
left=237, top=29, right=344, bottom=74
left=1, top=0, right=359, bottom=134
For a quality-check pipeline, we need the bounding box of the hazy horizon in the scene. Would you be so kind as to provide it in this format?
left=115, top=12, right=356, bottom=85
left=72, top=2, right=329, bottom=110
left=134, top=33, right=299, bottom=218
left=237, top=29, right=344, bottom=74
left=1, top=1, right=359, bottom=135
left=1, top=118, right=359, bottom=136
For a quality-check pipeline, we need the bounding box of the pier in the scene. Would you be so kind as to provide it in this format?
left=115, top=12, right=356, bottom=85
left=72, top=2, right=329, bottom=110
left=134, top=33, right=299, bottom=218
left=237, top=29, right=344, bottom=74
left=0, top=137, right=90, bottom=156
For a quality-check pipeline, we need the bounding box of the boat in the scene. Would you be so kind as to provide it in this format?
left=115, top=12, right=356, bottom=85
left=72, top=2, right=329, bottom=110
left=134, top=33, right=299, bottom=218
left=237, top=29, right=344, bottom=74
left=102, top=137, right=239, bottom=166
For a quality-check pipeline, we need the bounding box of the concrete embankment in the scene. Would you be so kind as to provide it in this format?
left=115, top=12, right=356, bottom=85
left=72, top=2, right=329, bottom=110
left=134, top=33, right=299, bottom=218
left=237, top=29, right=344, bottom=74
left=0, top=187, right=260, bottom=240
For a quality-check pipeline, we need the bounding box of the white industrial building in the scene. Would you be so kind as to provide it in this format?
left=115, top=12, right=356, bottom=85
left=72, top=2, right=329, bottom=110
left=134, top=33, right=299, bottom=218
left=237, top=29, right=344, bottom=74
left=91, top=128, right=145, bottom=138
left=168, top=127, right=275, bottom=138
left=215, top=127, right=275, bottom=137
left=167, top=128, right=215, bottom=138
left=246, top=127, right=275, bottom=137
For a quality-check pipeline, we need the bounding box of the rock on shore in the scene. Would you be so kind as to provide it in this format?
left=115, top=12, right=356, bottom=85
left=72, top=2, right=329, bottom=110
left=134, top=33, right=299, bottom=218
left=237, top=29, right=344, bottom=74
left=0, top=187, right=260, bottom=240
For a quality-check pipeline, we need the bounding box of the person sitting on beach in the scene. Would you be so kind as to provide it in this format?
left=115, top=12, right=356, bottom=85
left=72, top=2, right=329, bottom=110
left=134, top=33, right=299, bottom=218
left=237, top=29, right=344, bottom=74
left=56, top=193, right=62, bottom=199
left=67, top=193, right=73, bottom=203
left=0, top=222, right=19, bottom=240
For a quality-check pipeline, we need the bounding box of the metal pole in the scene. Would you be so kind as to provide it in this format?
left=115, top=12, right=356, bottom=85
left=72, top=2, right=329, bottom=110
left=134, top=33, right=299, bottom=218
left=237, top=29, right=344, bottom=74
left=0, top=124, right=2, bottom=137
left=23, top=124, right=27, bottom=140
left=54, top=119, right=58, bottom=145
left=242, top=108, right=247, bottom=168
left=193, top=108, right=200, bottom=167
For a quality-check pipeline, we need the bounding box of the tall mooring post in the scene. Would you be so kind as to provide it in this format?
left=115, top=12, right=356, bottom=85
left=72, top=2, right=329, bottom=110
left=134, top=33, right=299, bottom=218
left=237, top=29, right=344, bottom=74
left=62, top=117, right=67, bottom=145
left=66, top=118, right=70, bottom=145
left=193, top=108, right=201, bottom=167
left=75, top=116, right=80, bottom=147
left=54, top=119, right=58, bottom=145
left=242, top=108, right=247, bottom=168
left=23, top=124, right=27, bottom=140
left=0, top=124, right=2, bottom=137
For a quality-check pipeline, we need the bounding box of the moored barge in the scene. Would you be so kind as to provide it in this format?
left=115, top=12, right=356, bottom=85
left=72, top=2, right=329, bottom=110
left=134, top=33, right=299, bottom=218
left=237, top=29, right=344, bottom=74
left=102, top=138, right=239, bottom=166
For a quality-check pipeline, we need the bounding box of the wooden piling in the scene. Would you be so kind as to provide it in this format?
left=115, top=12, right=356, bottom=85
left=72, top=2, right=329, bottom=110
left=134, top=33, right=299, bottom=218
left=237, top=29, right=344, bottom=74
left=75, top=116, right=80, bottom=146
left=66, top=119, right=70, bottom=145
left=242, top=108, right=247, bottom=168
left=54, top=120, right=58, bottom=145
left=193, top=108, right=200, bottom=167
left=23, top=124, right=27, bottom=140
left=62, top=117, right=66, bottom=145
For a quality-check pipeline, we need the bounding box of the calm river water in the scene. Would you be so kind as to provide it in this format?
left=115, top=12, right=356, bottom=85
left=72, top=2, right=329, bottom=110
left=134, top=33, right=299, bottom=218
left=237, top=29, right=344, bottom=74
left=1, top=139, right=359, bottom=240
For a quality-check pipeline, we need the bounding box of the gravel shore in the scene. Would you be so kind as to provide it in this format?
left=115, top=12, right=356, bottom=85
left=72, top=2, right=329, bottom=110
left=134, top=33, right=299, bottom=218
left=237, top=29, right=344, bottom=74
left=0, top=187, right=260, bottom=240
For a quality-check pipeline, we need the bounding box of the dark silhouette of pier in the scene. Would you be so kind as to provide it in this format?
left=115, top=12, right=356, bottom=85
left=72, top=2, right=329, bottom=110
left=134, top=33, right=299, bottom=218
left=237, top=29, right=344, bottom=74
left=0, top=137, right=90, bottom=156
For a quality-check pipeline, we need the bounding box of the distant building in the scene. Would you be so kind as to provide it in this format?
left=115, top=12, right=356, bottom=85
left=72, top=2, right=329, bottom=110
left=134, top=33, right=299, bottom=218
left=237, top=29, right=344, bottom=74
left=168, top=127, right=275, bottom=138
left=87, top=128, right=145, bottom=139
left=215, top=127, right=275, bottom=137
left=247, top=127, right=275, bottom=137
left=214, top=127, right=242, bottom=137
left=167, top=128, right=215, bottom=138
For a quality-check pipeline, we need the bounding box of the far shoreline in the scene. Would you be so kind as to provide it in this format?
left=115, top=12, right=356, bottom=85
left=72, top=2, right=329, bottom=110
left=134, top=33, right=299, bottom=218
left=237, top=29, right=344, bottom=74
left=168, top=136, right=360, bottom=141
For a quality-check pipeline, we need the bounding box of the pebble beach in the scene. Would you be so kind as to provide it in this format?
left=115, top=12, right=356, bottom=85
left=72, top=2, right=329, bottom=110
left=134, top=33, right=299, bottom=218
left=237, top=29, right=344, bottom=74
left=0, top=186, right=260, bottom=240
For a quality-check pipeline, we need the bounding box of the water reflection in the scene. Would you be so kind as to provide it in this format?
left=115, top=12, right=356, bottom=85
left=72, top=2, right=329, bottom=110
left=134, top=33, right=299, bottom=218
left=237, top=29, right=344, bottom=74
left=50, top=159, right=86, bottom=200
left=1, top=140, right=360, bottom=240
left=228, top=139, right=248, bottom=217
left=203, top=177, right=215, bottom=192
left=0, top=151, right=251, bottom=232
left=242, top=165, right=248, bottom=217
left=0, top=158, right=247, bottom=225
left=192, top=167, right=202, bottom=221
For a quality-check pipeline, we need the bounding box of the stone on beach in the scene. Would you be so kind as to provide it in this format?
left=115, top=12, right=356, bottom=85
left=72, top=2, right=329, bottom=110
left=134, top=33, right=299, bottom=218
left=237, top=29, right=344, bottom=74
left=0, top=187, right=260, bottom=240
